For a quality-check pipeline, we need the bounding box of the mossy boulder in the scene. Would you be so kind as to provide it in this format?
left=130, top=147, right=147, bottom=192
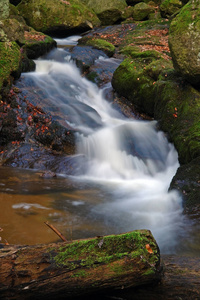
left=79, top=37, right=115, bottom=57
left=0, top=42, right=22, bottom=98
left=17, top=0, right=100, bottom=35
left=0, top=0, right=9, bottom=20
left=112, top=47, right=173, bottom=116
left=168, top=0, right=200, bottom=85
left=160, top=0, right=183, bottom=18
left=132, top=2, right=154, bottom=20
left=154, top=79, right=200, bottom=164
left=83, top=0, right=127, bottom=25
left=22, top=29, right=56, bottom=59
left=0, top=18, right=25, bottom=43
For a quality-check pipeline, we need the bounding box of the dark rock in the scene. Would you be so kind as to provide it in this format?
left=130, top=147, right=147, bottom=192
left=70, top=46, right=108, bottom=72
left=170, top=156, right=200, bottom=215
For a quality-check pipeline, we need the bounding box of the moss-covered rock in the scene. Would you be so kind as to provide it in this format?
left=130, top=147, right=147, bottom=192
left=168, top=0, right=200, bottom=85
left=17, top=0, right=100, bottom=35
left=0, top=0, right=9, bottom=20
left=132, top=2, right=154, bottom=20
left=79, top=38, right=115, bottom=57
left=160, top=0, right=183, bottom=18
left=0, top=41, right=22, bottom=98
left=154, top=79, right=200, bottom=164
left=112, top=48, right=173, bottom=116
left=83, top=0, right=127, bottom=25
left=0, top=18, right=25, bottom=43
left=22, top=29, right=56, bottom=59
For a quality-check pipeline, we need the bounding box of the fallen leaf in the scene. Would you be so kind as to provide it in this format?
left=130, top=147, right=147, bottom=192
left=146, top=244, right=153, bottom=254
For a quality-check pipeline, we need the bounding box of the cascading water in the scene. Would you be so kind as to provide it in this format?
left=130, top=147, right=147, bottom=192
left=22, top=36, right=184, bottom=252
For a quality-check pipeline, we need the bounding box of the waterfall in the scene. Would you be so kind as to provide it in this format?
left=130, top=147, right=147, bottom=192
left=23, top=38, right=184, bottom=252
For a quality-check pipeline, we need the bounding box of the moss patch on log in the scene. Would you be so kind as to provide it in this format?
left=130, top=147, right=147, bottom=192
left=54, top=230, right=160, bottom=278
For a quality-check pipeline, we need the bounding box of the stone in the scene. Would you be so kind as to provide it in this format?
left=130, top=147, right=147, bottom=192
left=132, top=2, right=154, bottom=21
left=83, top=0, right=127, bottom=25
left=160, top=0, right=183, bottom=18
left=0, top=0, right=9, bottom=20
left=17, top=0, right=100, bottom=35
left=168, top=0, right=200, bottom=85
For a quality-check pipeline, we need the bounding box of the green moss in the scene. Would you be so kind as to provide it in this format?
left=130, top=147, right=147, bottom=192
left=54, top=230, right=159, bottom=270
left=17, top=0, right=100, bottom=33
left=83, top=38, right=115, bottom=57
left=0, top=41, right=21, bottom=93
left=154, top=80, right=200, bottom=164
left=143, top=269, right=155, bottom=276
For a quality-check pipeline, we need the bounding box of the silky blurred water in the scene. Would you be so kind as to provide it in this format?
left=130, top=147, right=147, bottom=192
left=0, top=36, right=196, bottom=254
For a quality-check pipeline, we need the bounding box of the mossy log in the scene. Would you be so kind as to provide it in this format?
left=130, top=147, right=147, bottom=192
left=0, top=230, right=162, bottom=299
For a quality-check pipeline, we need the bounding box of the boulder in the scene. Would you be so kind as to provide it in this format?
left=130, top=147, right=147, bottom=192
left=0, top=42, right=22, bottom=99
left=154, top=77, right=200, bottom=164
left=78, top=37, right=115, bottom=57
left=132, top=2, right=154, bottom=20
left=0, top=0, right=9, bottom=20
left=83, top=0, right=127, bottom=25
left=112, top=47, right=173, bottom=116
left=17, top=0, right=100, bottom=35
left=168, top=0, right=200, bottom=85
left=9, top=0, right=22, bottom=5
left=160, top=0, right=183, bottom=18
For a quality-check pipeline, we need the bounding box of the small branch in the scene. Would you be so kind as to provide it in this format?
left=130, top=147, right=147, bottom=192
left=44, top=221, right=67, bottom=242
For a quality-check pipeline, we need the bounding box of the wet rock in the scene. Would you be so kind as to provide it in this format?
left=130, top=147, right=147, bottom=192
left=170, top=156, right=200, bottom=215
left=78, top=38, right=115, bottom=57
left=17, top=0, right=100, bottom=35
left=168, top=0, right=200, bottom=85
left=86, top=56, right=122, bottom=86
left=70, top=46, right=108, bottom=72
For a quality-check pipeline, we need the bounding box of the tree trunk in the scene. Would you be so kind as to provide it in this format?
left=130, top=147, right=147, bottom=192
left=0, top=230, right=161, bottom=300
left=107, top=254, right=200, bottom=300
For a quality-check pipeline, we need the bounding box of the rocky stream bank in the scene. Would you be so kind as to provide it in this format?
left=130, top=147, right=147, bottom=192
left=0, top=0, right=200, bottom=298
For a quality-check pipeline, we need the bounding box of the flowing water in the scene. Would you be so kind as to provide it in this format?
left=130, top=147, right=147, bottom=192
left=0, top=36, right=195, bottom=254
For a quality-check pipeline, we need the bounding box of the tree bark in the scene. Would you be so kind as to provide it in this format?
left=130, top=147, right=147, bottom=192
left=0, top=230, right=161, bottom=300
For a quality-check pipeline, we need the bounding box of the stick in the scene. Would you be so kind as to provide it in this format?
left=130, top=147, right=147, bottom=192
left=44, top=221, right=67, bottom=242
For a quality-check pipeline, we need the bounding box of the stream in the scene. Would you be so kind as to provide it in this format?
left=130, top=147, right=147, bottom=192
left=0, top=36, right=197, bottom=254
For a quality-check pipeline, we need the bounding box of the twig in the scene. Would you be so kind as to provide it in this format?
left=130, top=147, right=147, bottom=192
left=44, top=221, right=67, bottom=242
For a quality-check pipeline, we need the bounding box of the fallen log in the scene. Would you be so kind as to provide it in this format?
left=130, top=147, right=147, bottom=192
left=0, top=230, right=161, bottom=300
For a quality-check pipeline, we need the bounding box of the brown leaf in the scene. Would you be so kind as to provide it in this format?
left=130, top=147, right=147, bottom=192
left=145, top=244, right=153, bottom=254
